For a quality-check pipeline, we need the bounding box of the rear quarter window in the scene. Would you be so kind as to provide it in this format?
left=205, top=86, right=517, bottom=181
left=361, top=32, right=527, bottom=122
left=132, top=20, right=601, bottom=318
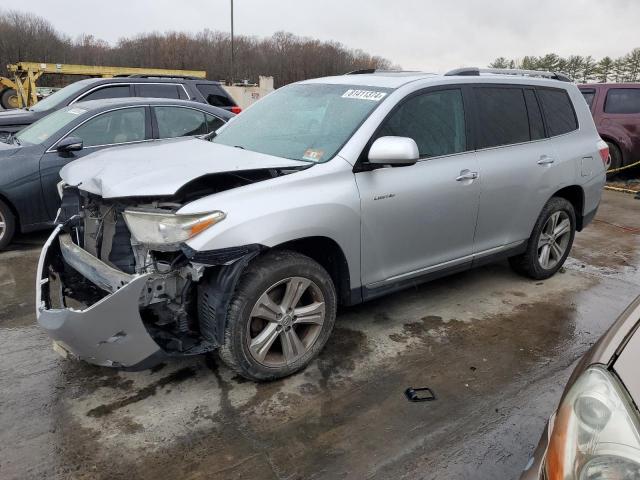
left=537, top=88, right=578, bottom=137
left=604, top=88, right=640, bottom=114
left=580, top=89, right=596, bottom=109
left=196, top=84, right=235, bottom=107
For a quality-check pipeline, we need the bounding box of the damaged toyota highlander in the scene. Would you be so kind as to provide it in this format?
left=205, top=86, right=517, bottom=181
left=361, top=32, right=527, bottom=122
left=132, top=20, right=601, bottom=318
left=36, top=68, right=607, bottom=380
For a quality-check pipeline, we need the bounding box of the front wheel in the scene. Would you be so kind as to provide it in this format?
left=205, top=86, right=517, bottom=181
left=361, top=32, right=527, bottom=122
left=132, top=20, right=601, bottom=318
left=509, top=197, right=576, bottom=280
left=214, top=250, right=337, bottom=381
left=0, top=198, right=16, bottom=250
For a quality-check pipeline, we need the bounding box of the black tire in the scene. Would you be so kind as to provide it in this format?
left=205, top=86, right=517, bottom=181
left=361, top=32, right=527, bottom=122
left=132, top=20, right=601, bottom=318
left=606, top=141, right=623, bottom=172
left=0, top=89, right=19, bottom=110
left=0, top=198, right=16, bottom=250
left=509, top=197, right=576, bottom=280
left=215, top=250, right=337, bottom=381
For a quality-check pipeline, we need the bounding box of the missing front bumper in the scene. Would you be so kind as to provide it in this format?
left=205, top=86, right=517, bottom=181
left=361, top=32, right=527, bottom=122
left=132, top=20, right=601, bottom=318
left=36, top=228, right=164, bottom=368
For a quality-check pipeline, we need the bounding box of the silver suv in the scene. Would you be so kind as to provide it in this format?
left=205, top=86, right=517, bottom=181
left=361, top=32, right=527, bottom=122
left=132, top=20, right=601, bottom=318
left=37, top=68, right=608, bottom=380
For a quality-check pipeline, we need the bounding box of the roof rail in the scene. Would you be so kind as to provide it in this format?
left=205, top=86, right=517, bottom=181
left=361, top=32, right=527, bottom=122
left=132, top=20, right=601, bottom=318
left=444, top=67, right=573, bottom=83
left=345, top=69, right=429, bottom=76
left=345, top=69, right=377, bottom=75
left=113, top=74, right=204, bottom=80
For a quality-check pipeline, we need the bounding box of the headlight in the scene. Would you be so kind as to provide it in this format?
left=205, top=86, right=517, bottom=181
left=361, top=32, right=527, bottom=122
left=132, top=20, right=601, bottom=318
left=123, top=209, right=226, bottom=247
left=545, top=366, right=640, bottom=480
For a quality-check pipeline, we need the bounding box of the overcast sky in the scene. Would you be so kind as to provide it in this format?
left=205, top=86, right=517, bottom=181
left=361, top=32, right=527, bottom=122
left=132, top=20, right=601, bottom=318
left=24, top=0, right=640, bottom=71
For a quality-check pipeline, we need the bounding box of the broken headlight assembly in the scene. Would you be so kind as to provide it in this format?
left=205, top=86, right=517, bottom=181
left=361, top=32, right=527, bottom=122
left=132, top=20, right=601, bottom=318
left=545, top=366, right=640, bottom=480
left=123, top=209, right=226, bottom=248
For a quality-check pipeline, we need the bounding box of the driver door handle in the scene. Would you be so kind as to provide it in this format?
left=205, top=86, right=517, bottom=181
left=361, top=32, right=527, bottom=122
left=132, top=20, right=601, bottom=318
left=456, top=170, right=479, bottom=181
left=537, top=155, right=555, bottom=165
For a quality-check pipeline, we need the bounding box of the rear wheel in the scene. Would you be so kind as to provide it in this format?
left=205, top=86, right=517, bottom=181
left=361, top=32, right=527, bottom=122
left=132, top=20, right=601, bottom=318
left=509, top=197, right=576, bottom=280
left=0, top=89, right=19, bottom=110
left=215, top=250, right=337, bottom=381
left=0, top=198, right=16, bottom=250
left=606, top=141, right=623, bottom=172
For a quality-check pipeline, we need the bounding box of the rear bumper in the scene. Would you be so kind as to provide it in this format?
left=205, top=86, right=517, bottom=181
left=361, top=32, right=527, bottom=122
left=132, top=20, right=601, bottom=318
left=36, top=227, right=164, bottom=368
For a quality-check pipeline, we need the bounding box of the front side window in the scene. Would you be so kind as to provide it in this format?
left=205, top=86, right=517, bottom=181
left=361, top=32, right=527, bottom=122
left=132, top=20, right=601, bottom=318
left=537, top=88, right=578, bottom=136
left=604, top=88, right=640, bottom=114
left=138, top=84, right=182, bottom=100
left=377, top=89, right=467, bottom=158
left=475, top=87, right=530, bottom=148
left=70, top=107, right=146, bottom=147
left=213, top=83, right=392, bottom=163
left=16, top=106, right=88, bottom=145
left=154, top=106, right=207, bottom=138
left=79, top=85, right=132, bottom=102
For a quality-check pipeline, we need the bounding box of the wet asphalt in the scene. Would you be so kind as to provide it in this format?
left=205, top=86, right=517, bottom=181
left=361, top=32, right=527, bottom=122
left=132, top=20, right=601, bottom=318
left=1, top=190, right=639, bottom=480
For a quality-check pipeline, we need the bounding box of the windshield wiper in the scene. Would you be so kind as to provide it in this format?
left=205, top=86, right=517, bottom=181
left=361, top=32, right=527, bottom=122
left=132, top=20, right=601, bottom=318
left=11, top=135, right=22, bottom=146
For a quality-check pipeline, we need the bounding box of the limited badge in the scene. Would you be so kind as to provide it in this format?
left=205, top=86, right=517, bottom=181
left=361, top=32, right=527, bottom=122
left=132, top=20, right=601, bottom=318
left=302, top=149, right=325, bottom=162
left=341, top=89, right=387, bottom=101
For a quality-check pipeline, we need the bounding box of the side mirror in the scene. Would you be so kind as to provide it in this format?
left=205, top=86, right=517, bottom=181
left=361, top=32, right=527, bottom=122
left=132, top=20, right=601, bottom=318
left=368, top=136, right=419, bottom=166
left=56, top=136, right=83, bottom=153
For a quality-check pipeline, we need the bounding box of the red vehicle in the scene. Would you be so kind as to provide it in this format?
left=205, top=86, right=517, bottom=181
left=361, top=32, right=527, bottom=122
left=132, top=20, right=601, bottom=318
left=579, top=83, right=640, bottom=170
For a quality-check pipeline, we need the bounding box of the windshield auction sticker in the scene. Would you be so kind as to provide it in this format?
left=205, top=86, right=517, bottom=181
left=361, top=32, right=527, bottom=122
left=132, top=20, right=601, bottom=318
left=341, top=89, right=387, bottom=101
left=302, top=148, right=325, bottom=162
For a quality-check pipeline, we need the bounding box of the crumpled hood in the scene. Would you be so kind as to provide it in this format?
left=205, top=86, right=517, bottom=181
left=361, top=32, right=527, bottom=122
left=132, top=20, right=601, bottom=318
left=60, top=137, right=310, bottom=198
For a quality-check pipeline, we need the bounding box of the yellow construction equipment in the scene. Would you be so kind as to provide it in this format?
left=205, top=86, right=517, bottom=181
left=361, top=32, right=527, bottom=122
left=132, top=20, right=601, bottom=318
left=0, top=62, right=207, bottom=109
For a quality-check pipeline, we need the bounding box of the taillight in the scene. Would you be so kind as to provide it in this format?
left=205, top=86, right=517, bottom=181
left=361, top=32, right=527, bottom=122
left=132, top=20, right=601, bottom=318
left=597, top=140, right=610, bottom=168
left=231, top=106, right=242, bottom=114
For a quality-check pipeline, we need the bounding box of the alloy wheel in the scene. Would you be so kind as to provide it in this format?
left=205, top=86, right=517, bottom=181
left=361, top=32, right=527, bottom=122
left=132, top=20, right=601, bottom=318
left=0, top=209, right=5, bottom=243
left=246, top=276, right=326, bottom=367
left=537, top=211, right=571, bottom=270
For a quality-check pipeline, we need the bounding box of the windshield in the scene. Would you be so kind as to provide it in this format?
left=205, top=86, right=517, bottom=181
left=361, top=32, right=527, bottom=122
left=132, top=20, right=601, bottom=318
left=15, top=106, right=88, bottom=145
left=212, top=83, right=392, bottom=162
left=30, top=80, right=92, bottom=112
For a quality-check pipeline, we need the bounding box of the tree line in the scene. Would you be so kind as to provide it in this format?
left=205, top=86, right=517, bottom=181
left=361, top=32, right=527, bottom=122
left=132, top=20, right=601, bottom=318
left=0, top=9, right=393, bottom=87
left=489, top=49, right=640, bottom=83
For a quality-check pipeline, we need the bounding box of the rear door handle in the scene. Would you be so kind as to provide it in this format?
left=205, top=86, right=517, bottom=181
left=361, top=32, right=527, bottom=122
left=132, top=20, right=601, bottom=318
left=537, top=155, right=555, bottom=165
left=456, top=170, right=479, bottom=181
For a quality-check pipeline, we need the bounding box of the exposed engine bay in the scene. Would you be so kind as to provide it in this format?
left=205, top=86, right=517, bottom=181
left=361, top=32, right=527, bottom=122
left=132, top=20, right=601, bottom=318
left=50, top=168, right=295, bottom=356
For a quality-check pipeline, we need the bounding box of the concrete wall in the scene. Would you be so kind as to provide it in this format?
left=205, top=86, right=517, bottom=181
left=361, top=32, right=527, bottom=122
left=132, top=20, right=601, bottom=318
left=223, top=76, right=274, bottom=110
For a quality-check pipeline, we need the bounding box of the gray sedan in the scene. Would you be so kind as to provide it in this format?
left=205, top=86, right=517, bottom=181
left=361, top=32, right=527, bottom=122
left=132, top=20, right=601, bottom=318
left=0, top=97, right=233, bottom=248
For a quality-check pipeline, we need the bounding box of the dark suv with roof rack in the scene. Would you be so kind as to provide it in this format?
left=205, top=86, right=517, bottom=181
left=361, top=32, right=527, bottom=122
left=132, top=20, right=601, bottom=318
left=0, top=76, right=239, bottom=142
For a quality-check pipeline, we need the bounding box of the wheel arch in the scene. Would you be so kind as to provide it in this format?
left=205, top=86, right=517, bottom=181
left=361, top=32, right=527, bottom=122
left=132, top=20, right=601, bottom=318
left=551, top=185, right=585, bottom=231
left=0, top=191, right=20, bottom=231
left=598, top=133, right=630, bottom=165
left=273, top=236, right=356, bottom=306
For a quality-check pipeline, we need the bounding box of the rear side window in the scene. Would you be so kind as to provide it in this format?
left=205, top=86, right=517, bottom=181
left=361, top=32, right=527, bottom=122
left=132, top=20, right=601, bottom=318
left=537, top=89, right=578, bottom=136
left=137, top=84, right=182, bottom=100
left=80, top=85, right=131, bottom=102
left=196, top=84, right=235, bottom=107
left=154, top=106, right=207, bottom=138
left=524, top=89, right=545, bottom=141
left=206, top=114, right=225, bottom=133
left=377, top=89, right=467, bottom=158
left=475, top=87, right=530, bottom=148
left=580, top=89, right=596, bottom=109
left=604, top=88, right=640, bottom=114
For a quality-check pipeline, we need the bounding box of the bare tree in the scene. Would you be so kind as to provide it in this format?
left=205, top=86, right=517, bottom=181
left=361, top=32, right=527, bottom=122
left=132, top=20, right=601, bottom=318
left=0, top=9, right=393, bottom=88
